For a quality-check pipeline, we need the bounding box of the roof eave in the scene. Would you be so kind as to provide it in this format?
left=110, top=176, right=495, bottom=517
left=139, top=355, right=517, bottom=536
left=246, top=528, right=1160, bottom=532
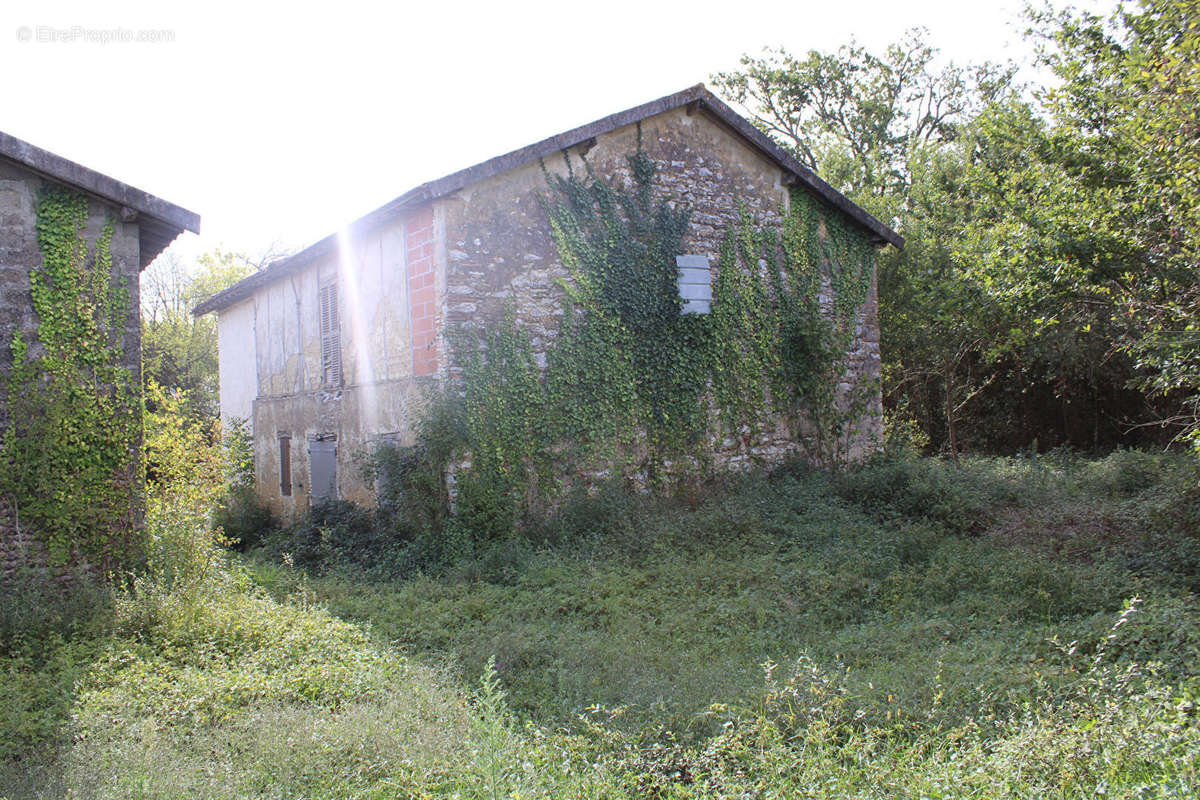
left=688, top=93, right=904, bottom=250
left=0, top=131, right=201, bottom=263
left=191, top=184, right=434, bottom=316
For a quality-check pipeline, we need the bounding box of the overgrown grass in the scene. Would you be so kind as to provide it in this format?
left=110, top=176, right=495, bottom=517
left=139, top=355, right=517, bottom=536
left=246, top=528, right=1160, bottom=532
left=3, top=450, right=1198, bottom=798
left=1, top=458, right=539, bottom=798
left=252, top=453, right=1199, bottom=739
left=62, top=575, right=480, bottom=799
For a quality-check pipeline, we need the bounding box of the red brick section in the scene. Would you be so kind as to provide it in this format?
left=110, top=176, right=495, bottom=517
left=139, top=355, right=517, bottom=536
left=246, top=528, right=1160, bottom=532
left=406, top=207, right=438, bottom=376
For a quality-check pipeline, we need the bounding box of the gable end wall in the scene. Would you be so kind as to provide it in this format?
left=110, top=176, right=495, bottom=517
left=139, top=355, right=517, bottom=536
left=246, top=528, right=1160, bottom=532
left=0, top=159, right=143, bottom=574
left=438, top=106, right=882, bottom=469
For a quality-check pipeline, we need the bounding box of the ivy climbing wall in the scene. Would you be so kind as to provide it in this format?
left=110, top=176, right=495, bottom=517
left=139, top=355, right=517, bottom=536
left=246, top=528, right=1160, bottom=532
left=0, top=159, right=144, bottom=573
left=214, top=98, right=884, bottom=524
left=0, top=161, right=143, bottom=424
left=443, top=106, right=785, bottom=368
left=438, top=104, right=882, bottom=489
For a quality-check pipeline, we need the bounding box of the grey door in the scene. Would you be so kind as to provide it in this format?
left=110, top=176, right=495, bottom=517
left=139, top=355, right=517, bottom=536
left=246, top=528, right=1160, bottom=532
left=308, top=438, right=337, bottom=503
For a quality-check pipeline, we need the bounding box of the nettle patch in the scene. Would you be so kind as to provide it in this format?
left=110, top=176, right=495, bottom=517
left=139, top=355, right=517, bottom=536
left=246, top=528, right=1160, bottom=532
left=388, top=136, right=877, bottom=540
left=1, top=187, right=142, bottom=570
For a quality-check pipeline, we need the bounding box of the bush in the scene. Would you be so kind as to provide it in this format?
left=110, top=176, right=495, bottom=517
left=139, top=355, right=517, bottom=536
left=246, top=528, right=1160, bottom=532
left=834, top=455, right=1022, bottom=534
left=363, top=389, right=464, bottom=532
left=260, top=500, right=393, bottom=576
left=0, top=564, right=111, bottom=657
left=1116, top=479, right=1200, bottom=591
left=213, top=484, right=275, bottom=551
left=1069, top=447, right=1189, bottom=498
left=212, top=417, right=275, bottom=551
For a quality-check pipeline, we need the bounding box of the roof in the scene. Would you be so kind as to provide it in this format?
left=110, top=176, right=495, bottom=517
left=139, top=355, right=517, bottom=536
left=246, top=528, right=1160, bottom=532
left=0, top=130, right=201, bottom=268
left=194, top=83, right=902, bottom=316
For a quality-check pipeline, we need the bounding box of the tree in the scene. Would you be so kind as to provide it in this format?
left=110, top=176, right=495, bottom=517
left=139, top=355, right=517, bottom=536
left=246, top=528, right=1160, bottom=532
left=714, top=9, right=1200, bottom=454
left=1025, top=0, right=1200, bottom=447
left=713, top=31, right=1025, bottom=456
left=712, top=29, right=1014, bottom=212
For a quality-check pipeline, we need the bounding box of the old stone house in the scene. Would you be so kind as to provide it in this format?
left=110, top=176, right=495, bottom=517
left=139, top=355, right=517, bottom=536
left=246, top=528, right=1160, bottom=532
left=194, top=85, right=901, bottom=517
left=0, top=131, right=200, bottom=570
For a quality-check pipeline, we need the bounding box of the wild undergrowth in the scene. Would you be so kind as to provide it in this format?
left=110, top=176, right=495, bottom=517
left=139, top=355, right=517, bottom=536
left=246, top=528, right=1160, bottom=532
left=3, top=449, right=1198, bottom=798
left=252, top=451, right=1200, bottom=740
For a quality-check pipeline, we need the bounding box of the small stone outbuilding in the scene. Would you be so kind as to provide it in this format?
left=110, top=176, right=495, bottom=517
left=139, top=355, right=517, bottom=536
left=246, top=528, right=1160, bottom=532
left=0, top=131, right=200, bottom=572
left=195, top=84, right=902, bottom=518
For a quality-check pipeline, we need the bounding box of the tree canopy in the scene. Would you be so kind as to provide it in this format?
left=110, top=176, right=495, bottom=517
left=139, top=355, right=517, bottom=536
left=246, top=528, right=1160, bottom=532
left=714, top=0, right=1200, bottom=454
left=141, top=249, right=258, bottom=421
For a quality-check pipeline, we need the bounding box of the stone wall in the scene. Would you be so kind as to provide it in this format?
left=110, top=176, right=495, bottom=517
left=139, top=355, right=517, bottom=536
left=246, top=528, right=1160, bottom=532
left=1, top=160, right=143, bottom=431
left=436, top=106, right=882, bottom=472
left=439, top=107, right=787, bottom=367
left=0, top=158, right=143, bottom=567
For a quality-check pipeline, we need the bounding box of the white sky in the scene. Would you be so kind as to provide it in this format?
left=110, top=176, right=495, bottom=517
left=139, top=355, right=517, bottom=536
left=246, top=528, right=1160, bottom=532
left=1, top=0, right=1116, bottom=269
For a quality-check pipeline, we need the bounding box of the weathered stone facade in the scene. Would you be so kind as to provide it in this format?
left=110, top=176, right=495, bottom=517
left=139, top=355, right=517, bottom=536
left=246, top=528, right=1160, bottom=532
left=440, top=106, right=882, bottom=471
left=199, top=85, right=897, bottom=517
left=0, top=132, right=199, bottom=572
left=0, top=160, right=143, bottom=434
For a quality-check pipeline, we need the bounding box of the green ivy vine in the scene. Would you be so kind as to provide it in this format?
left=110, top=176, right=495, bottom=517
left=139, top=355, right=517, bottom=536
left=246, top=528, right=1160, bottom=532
left=426, top=139, right=878, bottom=539
left=1, top=187, right=143, bottom=570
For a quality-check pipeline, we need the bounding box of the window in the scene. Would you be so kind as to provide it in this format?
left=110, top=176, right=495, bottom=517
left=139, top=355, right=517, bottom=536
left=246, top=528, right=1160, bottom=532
left=676, top=254, right=711, bottom=314
left=308, top=434, right=337, bottom=503
left=319, top=281, right=342, bottom=387
left=278, top=434, right=292, bottom=497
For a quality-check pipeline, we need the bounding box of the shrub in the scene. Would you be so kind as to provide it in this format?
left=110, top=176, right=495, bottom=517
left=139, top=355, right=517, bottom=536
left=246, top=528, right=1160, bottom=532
left=1117, top=479, right=1200, bottom=591
left=1070, top=447, right=1188, bottom=498
left=0, top=563, right=111, bottom=657
left=363, top=389, right=464, bottom=530
left=213, top=484, right=275, bottom=552
left=834, top=455, right=1017, bottom=533
left=213, top=417, right=275, bottom=551
left=882, top=402, right=931, bottom=458
left=258, top=500, right=408, bottom=577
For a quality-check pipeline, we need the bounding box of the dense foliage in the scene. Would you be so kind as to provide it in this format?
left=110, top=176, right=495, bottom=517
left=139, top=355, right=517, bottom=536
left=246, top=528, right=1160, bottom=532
left=5, top=449, right=1198, bottom=798
left=714, top=0, right=1200, bottom=454
left=0, top=188, right=141, bottom=570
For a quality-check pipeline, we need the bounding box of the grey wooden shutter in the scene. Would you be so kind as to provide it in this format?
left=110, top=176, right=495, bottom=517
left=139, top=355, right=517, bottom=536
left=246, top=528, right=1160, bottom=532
left=279, top=434, right=292, bottom=497
left=676, top=255, right=711, bottom=314
left=319, top=282, right=342, bottom=386
left=308, top=437, right=337, bottom=502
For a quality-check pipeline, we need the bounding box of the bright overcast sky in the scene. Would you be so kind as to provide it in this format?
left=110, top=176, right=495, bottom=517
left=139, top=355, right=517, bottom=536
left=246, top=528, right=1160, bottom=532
left=1, top=0, right=1116, bottom=269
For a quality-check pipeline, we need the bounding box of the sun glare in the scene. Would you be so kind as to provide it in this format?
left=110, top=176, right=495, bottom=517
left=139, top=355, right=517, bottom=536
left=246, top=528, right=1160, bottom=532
left=336, top=228, right=379, bottom=434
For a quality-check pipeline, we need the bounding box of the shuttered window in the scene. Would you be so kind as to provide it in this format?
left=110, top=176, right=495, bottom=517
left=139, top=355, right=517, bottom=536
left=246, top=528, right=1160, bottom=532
left=677, top=254, right=712, bottom=314
left=279, top=434, right=292, bottom=497
left=308, top=436, right=338, bottom=503
left=319, top=282, right=342, bottom=387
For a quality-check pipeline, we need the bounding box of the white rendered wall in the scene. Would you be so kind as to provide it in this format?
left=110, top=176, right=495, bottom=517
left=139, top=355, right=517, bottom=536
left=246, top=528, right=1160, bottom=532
left=217, top=298, right=257, bottom=429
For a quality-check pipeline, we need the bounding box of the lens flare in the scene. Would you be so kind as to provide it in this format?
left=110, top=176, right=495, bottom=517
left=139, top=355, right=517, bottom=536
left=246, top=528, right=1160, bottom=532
left=336, top=228, right=378, bottom=434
